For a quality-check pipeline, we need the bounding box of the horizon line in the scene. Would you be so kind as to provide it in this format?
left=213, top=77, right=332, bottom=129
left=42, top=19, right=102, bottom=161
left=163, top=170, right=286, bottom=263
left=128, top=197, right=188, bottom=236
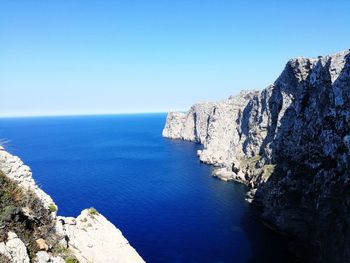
left=0, top=111, right=174, bottom=119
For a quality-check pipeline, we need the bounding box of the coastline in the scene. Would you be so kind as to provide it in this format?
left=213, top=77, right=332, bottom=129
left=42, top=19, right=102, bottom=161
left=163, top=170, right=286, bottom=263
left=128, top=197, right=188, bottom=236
left=162, top=49, right=350, bottom=262
left=0, top=146, right=145, bottom=263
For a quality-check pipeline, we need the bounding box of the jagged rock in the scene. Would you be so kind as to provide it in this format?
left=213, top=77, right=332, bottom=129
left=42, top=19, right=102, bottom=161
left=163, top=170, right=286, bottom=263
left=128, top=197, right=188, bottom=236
left=57, top=216, right=76, bottom=225
left=212, top=168, right=234, bottom=181
left=56, top=209, right=145, bottom=263
left=245, top=189, right=257, bottom=203
left=35, top=251, right=65, bottom=263
left=163, top=49, right=350, bottom=263
left=163, top=91, right=260, bottom=169
left=0, top=232, right=30, bottom=263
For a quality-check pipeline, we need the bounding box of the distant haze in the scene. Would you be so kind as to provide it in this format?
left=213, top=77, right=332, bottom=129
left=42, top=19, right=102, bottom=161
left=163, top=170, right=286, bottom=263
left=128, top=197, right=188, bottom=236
left=1, top=0, right=350, bottom=117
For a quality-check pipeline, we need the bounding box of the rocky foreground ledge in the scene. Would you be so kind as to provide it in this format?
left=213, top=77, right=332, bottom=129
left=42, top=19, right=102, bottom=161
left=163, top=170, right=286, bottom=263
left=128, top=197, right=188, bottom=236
left=163, top=49, right=350, bottom=263
left=0, top=146, right=145, bottom=263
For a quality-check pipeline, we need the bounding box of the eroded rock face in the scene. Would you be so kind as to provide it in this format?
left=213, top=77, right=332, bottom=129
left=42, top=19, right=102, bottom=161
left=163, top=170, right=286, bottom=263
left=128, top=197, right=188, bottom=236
left=163, top=91, right=259, bottom=168
left=163, top=49, right=350, bottom=262
left=0, top=147, right=145, bottom=263
left=255, top=50, right=350, bottom=263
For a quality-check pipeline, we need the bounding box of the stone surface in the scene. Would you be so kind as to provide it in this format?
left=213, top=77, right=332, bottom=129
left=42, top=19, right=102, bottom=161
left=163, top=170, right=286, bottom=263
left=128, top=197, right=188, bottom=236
left=35, top=251, right=65, bottom=263
left=163, top=49, right=350, bottom=263
left=56, top=209, right=145, bottom=263
left=0, top=232, right=30, bottom=263
left=35, top=239, right=49, bottom=251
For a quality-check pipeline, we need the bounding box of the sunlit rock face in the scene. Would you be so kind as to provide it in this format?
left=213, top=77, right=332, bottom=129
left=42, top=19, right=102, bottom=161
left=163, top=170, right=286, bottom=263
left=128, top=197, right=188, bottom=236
left=56, top=210, right=145, bottom=263
left=163, top=49, right=350, bottom=263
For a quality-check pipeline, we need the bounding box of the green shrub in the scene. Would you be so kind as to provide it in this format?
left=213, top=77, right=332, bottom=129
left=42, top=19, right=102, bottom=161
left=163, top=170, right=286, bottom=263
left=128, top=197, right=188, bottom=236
left=48, top=203, right=57, bottom=213
left=66, top=256, right=78, bottom=263
left=0, top=170, right=58, bottom=259
left=51, top=244, right=69, bottom=256
left=0, top=170, right=26, bottom=241
left=51, top=245, right=79, bottom=262
left=88, top=207, right=99, bottom=216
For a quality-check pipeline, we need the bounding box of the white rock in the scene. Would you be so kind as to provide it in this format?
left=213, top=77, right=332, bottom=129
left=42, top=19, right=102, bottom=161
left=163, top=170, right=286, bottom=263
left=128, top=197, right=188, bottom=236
left=58, top=209, right=145, bottom=263
left=0, top=232, right=30, bottom=263
left=212, top=168, right=234, bottom=181
left=163, top=91, right=259, bottom=171
left=35, top=251, right=65, bottom=263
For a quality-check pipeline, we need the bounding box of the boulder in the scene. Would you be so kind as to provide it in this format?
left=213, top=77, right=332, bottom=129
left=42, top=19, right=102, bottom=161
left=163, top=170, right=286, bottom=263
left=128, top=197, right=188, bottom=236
left=35, top=239, right=49, bottom=251
left=0, top=232, right=30, bottom=263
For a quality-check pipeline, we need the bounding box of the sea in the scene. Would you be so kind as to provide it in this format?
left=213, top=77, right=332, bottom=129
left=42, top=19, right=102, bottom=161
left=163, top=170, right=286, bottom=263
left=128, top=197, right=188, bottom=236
left=0, top=114, right=294, bottom=263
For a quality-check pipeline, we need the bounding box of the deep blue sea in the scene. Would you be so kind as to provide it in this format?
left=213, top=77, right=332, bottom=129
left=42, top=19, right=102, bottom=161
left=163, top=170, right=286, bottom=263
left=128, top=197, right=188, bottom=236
left=0, top=114, right=293, bottom=263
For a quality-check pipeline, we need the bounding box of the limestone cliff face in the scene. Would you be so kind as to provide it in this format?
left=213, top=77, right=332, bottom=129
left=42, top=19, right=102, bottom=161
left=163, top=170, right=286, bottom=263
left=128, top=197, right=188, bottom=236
left=0, top=146, right=145, bottom=263
left=162, top=91, right=259, bottom=181
left=163, top=49, right=350, bottom=263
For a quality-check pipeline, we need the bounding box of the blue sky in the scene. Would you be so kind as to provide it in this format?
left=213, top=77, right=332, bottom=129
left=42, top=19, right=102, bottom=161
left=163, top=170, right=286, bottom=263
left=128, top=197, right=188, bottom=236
left=1, top=0, right=350, bottom=117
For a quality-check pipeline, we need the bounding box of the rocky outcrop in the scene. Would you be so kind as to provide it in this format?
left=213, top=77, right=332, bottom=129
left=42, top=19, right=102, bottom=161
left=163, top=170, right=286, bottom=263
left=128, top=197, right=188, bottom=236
left=0, top=146, right=54, bottom=210
left=0, top=146, right=145, bottom=263
left=0, top=232, right=30, bottom=263
left=162, top=91, right=260, bottom=181
left=55, top=210, right=144, bottom=263
left=163, top=49, right=350, bottom=262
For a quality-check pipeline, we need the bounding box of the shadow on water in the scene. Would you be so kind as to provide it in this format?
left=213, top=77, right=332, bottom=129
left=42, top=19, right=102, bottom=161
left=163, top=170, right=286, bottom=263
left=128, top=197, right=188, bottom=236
left=241, top=209, right=297, bottom=263
left=165, top=139, right=297, bottom=263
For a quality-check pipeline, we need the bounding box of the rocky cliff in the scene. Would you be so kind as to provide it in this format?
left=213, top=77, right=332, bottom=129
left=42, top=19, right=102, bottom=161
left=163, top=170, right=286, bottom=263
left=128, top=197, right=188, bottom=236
left=0, top=146, right=145, bottom=263
left=163, top=49, right=350, bottom=263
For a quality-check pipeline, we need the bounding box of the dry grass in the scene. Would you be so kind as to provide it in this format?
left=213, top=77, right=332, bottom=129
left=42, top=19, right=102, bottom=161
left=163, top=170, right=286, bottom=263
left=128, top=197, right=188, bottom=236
left=0, top=170, right=58, bottom=258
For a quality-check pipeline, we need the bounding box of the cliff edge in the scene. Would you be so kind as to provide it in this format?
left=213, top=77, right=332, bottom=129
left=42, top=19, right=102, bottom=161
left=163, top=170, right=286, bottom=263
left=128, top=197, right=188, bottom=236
left=0, top=146, right=145, bottom=263
left=163, top=49, right=350, bottom=263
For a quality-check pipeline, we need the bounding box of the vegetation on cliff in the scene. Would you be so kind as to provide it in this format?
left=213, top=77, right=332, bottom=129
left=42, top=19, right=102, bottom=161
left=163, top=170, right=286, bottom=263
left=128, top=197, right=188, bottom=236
left=0, top=170, right=58, bottom=259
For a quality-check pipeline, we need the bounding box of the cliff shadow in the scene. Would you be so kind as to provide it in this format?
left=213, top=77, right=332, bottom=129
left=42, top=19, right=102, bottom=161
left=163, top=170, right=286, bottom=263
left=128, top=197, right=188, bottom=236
left=240, top=208, right=298, bottom=263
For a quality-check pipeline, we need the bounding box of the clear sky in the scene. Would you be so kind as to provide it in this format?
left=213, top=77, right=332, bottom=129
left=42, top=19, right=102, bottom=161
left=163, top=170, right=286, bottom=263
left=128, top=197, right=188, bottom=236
left=1, top=0, right=350, bottom=117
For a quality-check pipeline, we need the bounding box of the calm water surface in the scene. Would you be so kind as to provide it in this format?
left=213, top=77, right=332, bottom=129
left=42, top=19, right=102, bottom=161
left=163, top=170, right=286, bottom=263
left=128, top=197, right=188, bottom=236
left=0, top=114, right=293, bottom=263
